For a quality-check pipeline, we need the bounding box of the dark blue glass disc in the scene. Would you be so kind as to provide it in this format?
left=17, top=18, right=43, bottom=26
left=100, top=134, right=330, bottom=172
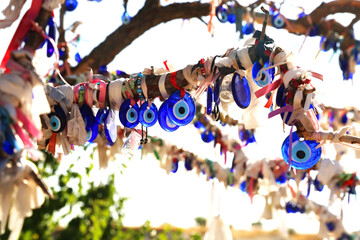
left=158, top=100, right=179, bottom=132
left=281, top=132, right=321, bottom=170
left=201, top=131, right=214, bottom=143
left=276, top=84, right=285, bottom=107
left=272, top=13, right=286, bottom=29
left=119, top=99, right=139, bottom=128
left=252, top=61, right=274, bottom=87
left=80, top=104, right=94, bottom=131
left=121, top=11, right=132, bottom=25
left=206, top=87, right=213, bottom=115
left=171, top=160, right=179, bottom=173
left=139, top=101, right=158, bottom=127
left=167, top=91, right=195, bottom=126
left=48, top=105, right=67, bottom=133
left=242, top=22, right=254, bottom=35
left=86, top=119, right=98, bottom=142
left=231, top=73, right=251, bottom=109
left=214, top=76, right=221, bottom=104
left=215, top=4, right=229, bottom=23
left=96, top=108, right=109, bottom=125
left=104, top=110, right=117, bottom=145
left=65, top=0, right=78, bottom=11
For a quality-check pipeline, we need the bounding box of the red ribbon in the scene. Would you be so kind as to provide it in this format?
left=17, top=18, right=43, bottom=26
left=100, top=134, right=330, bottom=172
left=248, top=178, right=254, bottom=204
left=48, top=132, right=57, bottom=155
left=255, top=79, right=282, bottom=98
left=264, top=91, right=274, bottom=108
left=163, top=60, right=170, bottom=71
left=170, top=71, right=185, bottom=98
left=1, top=0, right=43, bottom=70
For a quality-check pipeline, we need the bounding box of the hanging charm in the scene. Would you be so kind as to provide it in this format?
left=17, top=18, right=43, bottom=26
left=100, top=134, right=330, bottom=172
left=121, top=1, right=132, bottom=25
left=281, top=132, right=322, bottom=170
left=65, top=0, right=78, bottom=11
left=46, top=17, right=56, bottom=57
left=206, top=86, right=213, bottom=115
left=80, top=103, right=98, bottom=142
left=119, top=99, right=139, bottom=128
left=104, top=109, right=117, bottom=145
left=139, top=101, right=158, bottom=127
left=48, top=105, right=67, bottom=133
left=231, top=72, right=251, bottom=109
left=215, top=4, right=230, bottom=23
left=271, top=12, right=286, bottom=29
left=158, top=100, right=179, bottom=132
left=167, top=90, right=196, bottom=126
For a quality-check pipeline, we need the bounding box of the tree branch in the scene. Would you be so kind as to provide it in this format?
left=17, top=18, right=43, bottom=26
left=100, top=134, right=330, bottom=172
left=72, top=2, right=211, bottom=74
left=71, top=0, right=360, bottom=75
left=144, top=0, right=160, bottom=9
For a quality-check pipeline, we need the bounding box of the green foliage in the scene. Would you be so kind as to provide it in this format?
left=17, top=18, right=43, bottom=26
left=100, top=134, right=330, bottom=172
left=16, top=152, right=126, bottom=240
left=194, top=217, right=206, bottom=227
left=0, top=151, right=203, bottom=240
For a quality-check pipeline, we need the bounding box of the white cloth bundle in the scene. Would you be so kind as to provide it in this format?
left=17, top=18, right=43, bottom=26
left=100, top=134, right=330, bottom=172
left=0, top=156, right=46, bottom=240
left=67, top=104, right=87, bottom=146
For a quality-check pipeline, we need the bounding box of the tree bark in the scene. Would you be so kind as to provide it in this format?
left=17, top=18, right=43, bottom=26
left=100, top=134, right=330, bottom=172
left=69, top=0, right=360, bottom=75
left=72, top=2, right=211, bottom=74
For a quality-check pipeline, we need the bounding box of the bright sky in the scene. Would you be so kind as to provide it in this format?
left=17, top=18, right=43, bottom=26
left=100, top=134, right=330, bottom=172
left=1, top=0, right=360, bottom=236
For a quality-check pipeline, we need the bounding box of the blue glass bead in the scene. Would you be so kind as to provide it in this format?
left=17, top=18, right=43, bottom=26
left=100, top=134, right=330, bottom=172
left=242, top=22, right=254, bottom=35
left=285, top=202, right=293, bottom=213
left=184, top=157, right=193, bottom=171
left=231, top=73, right=251, bottom=109
left=206, top=86, right=213, bottom=115
left=171, top=160, right=178, bottom=173
left=326, top=221, right=336, bottom=232
left=276, top=174, right=287, bottom=184
left=75, top=52, right=81, bottom=63
left=194, top=120, right=205, bottom=130
left=201, top=130, right=214, bottom=143
left=298, top=12, right=306, bottom=19
left=240, top=181, right=247, bottom=193
left=122, top=11, right=132, bottom=25
left=215, top=4, right=229, bottom=23
left=116, top=70, right=126, bottom=77
left=298, top=205, right=305, bottom=214
left=314, top=177, right=324, bottom=192
left=272, top=13, right=286, bottom=29
left=65, top=0, right=78, bottom=11
left=227, top=13, right=236, bottom=23
left=309, top=24, right=319, bottom=37
left=341, top=113, right=348, bottom=124
left=98, top=65, right=108, bottom=74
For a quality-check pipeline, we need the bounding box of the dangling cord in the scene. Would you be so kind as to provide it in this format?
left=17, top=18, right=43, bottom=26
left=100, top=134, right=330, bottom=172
left=30, top=21, right=70, bottom=86
left=136, top=73, right=150, bottom=145
left=145, top=126, right=148, bottom=144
